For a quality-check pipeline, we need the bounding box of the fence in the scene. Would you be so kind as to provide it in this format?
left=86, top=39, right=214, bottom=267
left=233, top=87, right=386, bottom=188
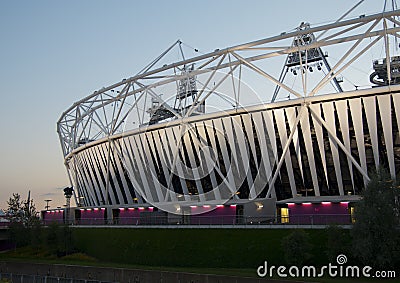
left=63, top=213, right=352, bottom=226
left=0, top=263, right=303, bottom=283
left=0, top=273, right=116, bottom=283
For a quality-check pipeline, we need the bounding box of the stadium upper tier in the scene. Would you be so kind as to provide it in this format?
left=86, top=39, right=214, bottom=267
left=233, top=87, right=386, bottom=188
left=57, top=9, right=400, bottom=209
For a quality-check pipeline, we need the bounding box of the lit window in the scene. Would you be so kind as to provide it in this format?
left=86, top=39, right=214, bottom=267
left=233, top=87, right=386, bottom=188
left=281, top=207, right=289, bottom=223
left=350, top=207, right=356, bottom=224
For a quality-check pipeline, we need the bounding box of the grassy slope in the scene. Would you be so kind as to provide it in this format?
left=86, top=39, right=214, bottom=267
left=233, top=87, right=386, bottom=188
left=72, top=228, right=329, bottom=268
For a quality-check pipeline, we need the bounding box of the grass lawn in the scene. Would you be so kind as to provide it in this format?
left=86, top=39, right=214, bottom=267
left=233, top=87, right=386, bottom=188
left=1, top=227, right=398, bottom=282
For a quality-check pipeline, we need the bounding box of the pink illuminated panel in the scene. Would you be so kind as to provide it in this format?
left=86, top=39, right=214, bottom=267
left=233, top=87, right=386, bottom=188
left=118, top=208, right=141, bottom=225
left=191, top=205, right=237, bottom=225
left=43, top=210, right=64, bottom=225
left=79, top=208, right=105, bottom=225
left=287, top=202, right=350, bottom=224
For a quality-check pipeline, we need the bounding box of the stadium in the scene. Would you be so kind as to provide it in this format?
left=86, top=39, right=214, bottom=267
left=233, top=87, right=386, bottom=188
left=45, top=8, right=400, bottom=225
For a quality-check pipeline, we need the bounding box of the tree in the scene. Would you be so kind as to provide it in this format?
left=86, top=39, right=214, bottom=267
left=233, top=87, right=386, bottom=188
left=6, top=193, right=24, bottom=223
left=351, top=167, right=400, bottom=268
left=6, top=193, right=40, bottom=227
left=6, top=193, right=41, bottom=248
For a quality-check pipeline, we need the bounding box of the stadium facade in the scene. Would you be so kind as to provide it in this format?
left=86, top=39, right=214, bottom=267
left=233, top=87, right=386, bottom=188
left=47, top=8, right=400, bottom=225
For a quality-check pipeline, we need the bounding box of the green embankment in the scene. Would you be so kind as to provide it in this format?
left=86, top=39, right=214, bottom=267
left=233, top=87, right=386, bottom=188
left=72, top=228, right=332, bottom=268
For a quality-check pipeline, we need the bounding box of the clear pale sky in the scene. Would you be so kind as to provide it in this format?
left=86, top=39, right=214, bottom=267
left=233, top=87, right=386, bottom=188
left=0, top=1, right=386, bottom=211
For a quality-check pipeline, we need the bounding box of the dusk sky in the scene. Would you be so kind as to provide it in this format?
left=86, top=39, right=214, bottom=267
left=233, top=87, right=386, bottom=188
left=0, top=1, right=387, bottom=210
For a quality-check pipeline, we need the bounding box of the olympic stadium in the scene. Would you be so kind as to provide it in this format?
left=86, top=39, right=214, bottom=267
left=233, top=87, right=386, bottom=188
left=44, top=8, right=400, bottom=225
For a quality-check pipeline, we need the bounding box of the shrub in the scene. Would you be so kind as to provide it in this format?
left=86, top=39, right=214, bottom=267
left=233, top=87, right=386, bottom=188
left=281, top=229, right=312, bottom=265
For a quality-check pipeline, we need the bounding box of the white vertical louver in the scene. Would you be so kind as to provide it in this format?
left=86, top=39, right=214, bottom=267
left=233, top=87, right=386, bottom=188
left=130, top=135, right=156, bottom=203
left=363, top=96, right=380, bottom=170
left=98, top=145, right=117, bottom=204
left=377, top=95, right=395, bottom=178
left=210, top=118, right=237, bottom=195
left=335, top=100, right=355, bottom=190
left=142, top=132, right=165, bottom=202
left=262, top=111, right=278, bottom=198
left=309, top=103, right=329, bottom=187
left=232, top=115, right=255, bottom=195
left=251, top=112, right=275, bottom=193
left=285, top=107, right=304, bottom=182
left=167, top=126, right=191, bottom=199
left=299, top=106, right=320, bottom=196
left=195, top=122, right=221, bottom=201
left=274, top=108, right=297, bottom=197
left=322, top=102, right=344, bottom=195
left=349, top=98, right=368, bottom=186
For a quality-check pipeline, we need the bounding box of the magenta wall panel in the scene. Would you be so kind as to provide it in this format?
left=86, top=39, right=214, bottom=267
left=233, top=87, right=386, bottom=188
left=79, top=208, right=105, bottom=225
left=118, top=208, right=141, bottom=225
left=288, top=203, right=350, bottom=224
left=190, top=206, right=237, bottom=225
left=43, top=210, right=64, bottom=224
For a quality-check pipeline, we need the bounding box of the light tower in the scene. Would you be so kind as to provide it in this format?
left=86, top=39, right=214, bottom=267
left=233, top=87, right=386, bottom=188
left=63, top=187, right=74, bottom=225
left=44, top=199, right=52, bottom=210
left=271, top=22, right=343, bottom=102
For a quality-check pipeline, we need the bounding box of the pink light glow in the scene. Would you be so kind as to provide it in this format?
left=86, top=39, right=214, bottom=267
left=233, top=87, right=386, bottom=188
left=94, top=208, right=99, bottom=211
left=101, top=208, right=105, bottom=210
left=340, top=201, right=349, bottom=205
left=139, top=207, right=145, bottom=210
left=190, top=205, right=197, bottom=208
left=216, top=205, right=224, bottom=208
left=80, top=209, right=85, bottom=211
left=128, top=208, right=135, bottom=211
left=119, top=208, right=125, bottom=211
left=86, top=208, right=92, bottom=211
left=203, top=205, right=211, bottom=208
left=287, top=203, right=295, bottom=206
left=230, top=204, right=237, bottom=208
left=149, top=207, right=154, bottom=211
left=321, top=202, right=332, bottom=205
left=302, top=202, right=312, bottom=206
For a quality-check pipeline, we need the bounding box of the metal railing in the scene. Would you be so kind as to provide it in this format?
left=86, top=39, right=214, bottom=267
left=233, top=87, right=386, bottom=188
left=0, top=273, right=116, bottom=283
left=41, top=214, right=352, bottom=226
